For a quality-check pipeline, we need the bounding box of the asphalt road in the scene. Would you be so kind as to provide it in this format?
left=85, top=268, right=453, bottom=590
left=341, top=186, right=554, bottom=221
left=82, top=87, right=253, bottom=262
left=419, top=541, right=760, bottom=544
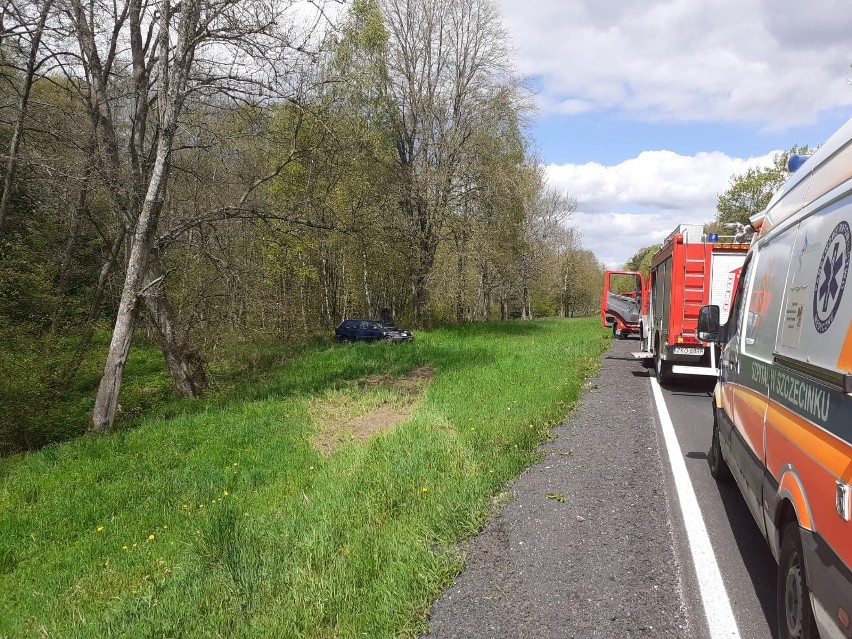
left=656, top=357, right=778, bottom=639
left=423, top=338, right=781, bottom=638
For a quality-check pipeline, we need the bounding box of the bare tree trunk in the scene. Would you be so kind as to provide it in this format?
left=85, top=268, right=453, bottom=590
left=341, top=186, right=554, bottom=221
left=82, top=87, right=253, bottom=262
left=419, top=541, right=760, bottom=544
left=454, top=230, right=466, bottom=323
left=90, top=0, right=199, bottom=432
left=0, top=0, right=54, bottom=233
left=361, top=237, right=372, bottom=318
left=320, top=252, right=332, bottom=324
left=141, top=257, right=207, bottom=397
left=90, top=157, right=168, bottom=431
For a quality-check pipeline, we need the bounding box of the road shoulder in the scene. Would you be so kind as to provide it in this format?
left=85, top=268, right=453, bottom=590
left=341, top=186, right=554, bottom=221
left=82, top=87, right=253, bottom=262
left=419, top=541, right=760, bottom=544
left=423, top=338, right=691, bottom=638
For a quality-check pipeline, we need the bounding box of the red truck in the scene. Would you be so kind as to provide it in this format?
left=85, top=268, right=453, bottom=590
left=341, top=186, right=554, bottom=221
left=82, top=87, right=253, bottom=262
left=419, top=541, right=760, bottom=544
left=634, top=224, right=750, bottom=382
left=601, top=270, right=645, bottom=339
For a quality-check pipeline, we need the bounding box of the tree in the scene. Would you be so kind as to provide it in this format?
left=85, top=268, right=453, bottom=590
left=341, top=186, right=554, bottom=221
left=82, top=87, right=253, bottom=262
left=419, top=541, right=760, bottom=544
left=380, top=0, right=514, bottom=325
left=518, top=169, right=576, bottom=320
left=558, top=244, right=602, bottom=318
left=714, top=145, right=811, bottom=229
left=0, top=0, right=58, bottom=233
left=67, top=0, right=333, bottom=432
left=623, top=244, right=660, bottom=273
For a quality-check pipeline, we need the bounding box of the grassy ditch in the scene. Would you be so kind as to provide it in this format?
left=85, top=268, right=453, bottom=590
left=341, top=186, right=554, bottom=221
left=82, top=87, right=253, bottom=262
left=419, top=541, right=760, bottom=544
left=0, top=318, right=608, bottom=638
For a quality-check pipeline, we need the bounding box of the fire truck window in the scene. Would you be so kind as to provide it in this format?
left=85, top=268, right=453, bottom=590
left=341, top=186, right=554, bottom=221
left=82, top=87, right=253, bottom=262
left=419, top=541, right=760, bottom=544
left=609, top=273, right=642, bottom=295
left=742, top=228, right=798, bottom=360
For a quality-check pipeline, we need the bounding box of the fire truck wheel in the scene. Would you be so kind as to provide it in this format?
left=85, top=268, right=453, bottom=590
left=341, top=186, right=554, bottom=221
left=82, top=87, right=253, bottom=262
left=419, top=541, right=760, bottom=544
left=777, top=521, right=819, bottom=639
left=612, top=323, right=623, bottom=339
left=708, top=408, right=731, bottom=481
left=654, top=353, right=670, bottom=383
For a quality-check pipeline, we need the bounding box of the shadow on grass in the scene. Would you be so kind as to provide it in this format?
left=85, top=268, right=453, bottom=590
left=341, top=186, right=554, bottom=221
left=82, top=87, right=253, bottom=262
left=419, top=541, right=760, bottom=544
left=112, top=334, right=498, bottom=436
left=6, top=319, right=571, bottom=453
left=430, top=320, right=547, bottom=339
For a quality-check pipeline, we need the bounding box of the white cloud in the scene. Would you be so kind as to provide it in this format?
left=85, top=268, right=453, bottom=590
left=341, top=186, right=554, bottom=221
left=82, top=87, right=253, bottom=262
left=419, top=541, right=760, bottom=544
left=546, top=149, right=780, bottom=268
left=499, top=0, right=852, bottom=127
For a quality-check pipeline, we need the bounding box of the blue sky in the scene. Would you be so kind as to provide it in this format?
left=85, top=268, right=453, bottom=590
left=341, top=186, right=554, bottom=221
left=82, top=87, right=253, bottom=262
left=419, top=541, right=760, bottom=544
left=531, top=110, right=852, bottom=167
left=497, top=0, right=852, bottom=267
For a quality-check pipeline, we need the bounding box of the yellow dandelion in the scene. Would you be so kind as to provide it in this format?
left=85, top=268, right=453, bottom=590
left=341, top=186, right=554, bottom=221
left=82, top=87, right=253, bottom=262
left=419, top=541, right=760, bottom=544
left=122, top=545, right=128, bottom=551
left=104, top=560, right=110, bottom=567
left=223, top=491, right=229, bottom=497
left=132, top=543, right=138, bottom=548
left=148, top=534, right=155, bottom=541
left=162, top=525, right=168, bottom=530
left=96, top=526, right=105, bottom=532
left=421, top=487, right=429, bottom=493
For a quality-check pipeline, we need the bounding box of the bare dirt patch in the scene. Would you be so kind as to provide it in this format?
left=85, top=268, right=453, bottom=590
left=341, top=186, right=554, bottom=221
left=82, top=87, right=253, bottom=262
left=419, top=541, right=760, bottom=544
left=311, top=366, right=434, bottom=456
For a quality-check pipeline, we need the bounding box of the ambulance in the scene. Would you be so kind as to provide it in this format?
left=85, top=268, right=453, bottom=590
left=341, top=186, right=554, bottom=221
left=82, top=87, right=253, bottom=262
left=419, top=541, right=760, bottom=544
left=698, top=119, right=852, bottom=639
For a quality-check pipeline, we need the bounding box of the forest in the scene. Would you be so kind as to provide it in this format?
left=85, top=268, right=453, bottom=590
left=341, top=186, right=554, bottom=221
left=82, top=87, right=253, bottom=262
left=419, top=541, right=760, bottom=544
left=0, top=0, right=604, bottom=453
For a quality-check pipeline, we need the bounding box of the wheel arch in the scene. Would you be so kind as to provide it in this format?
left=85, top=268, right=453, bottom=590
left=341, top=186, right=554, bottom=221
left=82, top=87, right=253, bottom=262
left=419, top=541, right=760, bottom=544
left=770, top=466, right=815, bottom=562
left=776, top=466, right=815, bottom=533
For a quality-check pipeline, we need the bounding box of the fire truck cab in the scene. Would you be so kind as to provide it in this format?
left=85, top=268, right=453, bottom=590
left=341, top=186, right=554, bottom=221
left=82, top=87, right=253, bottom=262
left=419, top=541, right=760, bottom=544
left=601, top=270, right=644, bottom=339
left=635, top=225, right=749, bottom=382
left=699, top=118, right=852, bottom=639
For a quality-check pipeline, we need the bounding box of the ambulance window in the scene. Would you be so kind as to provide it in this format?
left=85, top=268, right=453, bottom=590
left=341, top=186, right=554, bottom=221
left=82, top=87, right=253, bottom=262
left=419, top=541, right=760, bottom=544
left=742, top=228, right=798, bottom=361
left=727, top=256, right=752, bottom=340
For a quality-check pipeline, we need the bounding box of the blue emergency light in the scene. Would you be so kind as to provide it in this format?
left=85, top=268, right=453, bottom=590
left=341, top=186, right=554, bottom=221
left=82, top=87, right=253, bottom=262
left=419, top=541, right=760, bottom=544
left=787, top=154, right=811, bottom=173
left=708, top=233, right=719, bottom=241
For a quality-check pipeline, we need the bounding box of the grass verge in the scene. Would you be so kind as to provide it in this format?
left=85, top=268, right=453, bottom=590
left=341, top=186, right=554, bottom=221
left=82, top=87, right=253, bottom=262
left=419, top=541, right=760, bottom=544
left=0, top=318, right=608, bottom=638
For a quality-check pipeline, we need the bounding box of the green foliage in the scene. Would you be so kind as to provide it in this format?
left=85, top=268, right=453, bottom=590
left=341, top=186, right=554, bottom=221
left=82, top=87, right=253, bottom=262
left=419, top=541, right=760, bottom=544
left=0, top=319, right=607, bottom=637
left=713, top=145, right=812, bottom=228
left=0, top=328, right=170, bottom=455
left=623, top=244, right=660, bottom=274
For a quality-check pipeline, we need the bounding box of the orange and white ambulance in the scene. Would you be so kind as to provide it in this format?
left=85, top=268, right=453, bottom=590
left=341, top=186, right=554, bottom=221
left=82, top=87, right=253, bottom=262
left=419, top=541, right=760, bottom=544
left=699, top=118, right=852, bottom=639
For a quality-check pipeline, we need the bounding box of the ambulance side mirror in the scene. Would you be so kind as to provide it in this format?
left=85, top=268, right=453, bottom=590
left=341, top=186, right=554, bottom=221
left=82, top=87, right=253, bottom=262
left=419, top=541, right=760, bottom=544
left=698, top=305, right=721, bottom=343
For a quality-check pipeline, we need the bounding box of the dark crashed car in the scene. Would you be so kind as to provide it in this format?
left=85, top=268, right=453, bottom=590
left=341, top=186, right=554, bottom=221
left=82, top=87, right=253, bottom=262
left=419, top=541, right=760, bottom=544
left=335, top=319, right=413, bottom=343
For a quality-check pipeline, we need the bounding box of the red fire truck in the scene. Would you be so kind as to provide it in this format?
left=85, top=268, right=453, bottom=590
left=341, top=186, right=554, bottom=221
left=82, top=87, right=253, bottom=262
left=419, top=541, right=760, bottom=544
left=634, top=224, right=750, bottom=382
left=601, top=270, right=645, bottom=339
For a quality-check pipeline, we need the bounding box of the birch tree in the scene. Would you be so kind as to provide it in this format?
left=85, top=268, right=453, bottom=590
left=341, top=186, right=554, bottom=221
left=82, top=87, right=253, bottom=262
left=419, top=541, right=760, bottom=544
left=62, top=0, right=335, bottom=432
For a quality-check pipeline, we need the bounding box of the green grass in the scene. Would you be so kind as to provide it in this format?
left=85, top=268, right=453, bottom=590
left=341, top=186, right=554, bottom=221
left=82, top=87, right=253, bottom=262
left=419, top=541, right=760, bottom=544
left=0, top=318, right=608, bottom=638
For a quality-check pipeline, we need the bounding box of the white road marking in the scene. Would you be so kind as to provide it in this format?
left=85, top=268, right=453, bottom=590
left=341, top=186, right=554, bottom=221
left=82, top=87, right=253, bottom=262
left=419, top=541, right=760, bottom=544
left=650, top=376, right=741, bottom=639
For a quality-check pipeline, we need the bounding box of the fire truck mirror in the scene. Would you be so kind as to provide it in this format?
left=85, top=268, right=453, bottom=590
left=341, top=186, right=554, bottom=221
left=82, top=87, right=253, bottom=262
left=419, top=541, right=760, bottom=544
left=698, top=305, right=721, bottom=342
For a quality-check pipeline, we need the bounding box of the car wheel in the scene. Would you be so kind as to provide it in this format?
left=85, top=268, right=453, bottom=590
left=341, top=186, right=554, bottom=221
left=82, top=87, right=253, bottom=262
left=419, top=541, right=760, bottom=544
left=708, top=407, right=732, bottom=481
left=777, top=521, right=819, bottom=639
left=385, top=335, right=394, bottom=343
left=612, top=323, right=622, bottom=339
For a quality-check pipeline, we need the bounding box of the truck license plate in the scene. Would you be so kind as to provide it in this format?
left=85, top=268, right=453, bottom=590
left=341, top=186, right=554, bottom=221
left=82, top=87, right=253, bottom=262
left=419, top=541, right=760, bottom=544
left=673, top=347, right=704, bottom=356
